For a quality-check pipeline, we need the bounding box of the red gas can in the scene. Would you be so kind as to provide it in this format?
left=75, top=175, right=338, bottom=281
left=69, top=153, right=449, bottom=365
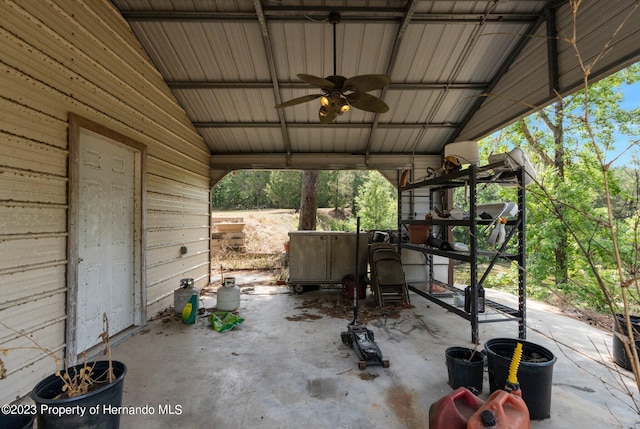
left=466, top=388, right=529, bottom=429
left=428, top=387, right=484, bottom=429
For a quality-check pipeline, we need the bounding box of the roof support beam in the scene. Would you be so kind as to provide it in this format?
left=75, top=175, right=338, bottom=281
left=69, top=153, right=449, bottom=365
left=120, top=9, right=539, bottom=24
left=210, top=153, right=438, bottom=170
left=167, top=81, right=488, bottom=90
left=451, top=7, right=549, bottom=142
left=546, top=6, right=560, bottom=95
left=363, top=0, right=420, bottom=158
left=194, top=122, right=459, bottom=129
left=253, top=0, right=291, bottom=163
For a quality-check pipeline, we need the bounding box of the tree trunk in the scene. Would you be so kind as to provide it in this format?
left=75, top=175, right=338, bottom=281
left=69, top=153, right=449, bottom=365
left=298, top=170, right=319, bottom=230
left=552, top=100, right=569, bottom=287
left=520, top=100, right=569, bottom=287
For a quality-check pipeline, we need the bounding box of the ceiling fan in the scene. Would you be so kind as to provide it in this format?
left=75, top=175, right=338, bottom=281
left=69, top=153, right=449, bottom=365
left=274, top=11, right=391, bottom=124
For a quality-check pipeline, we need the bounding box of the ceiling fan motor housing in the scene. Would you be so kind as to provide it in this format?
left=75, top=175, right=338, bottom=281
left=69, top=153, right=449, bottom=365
left=328, top=11, right=341, bottom=25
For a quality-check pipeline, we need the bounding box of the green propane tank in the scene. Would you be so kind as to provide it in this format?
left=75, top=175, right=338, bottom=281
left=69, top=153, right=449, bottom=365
left=174, top=278, right=198, bottom=314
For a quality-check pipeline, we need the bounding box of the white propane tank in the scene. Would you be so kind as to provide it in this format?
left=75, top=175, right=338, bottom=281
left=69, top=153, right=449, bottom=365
left=217, top=277, right=240, bottom=311
left=174, top=278, right=198, bottom=314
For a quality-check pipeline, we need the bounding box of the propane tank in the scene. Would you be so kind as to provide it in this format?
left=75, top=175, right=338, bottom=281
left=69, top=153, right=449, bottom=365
left=428, top=387, right=484, bottom=429
left=174, top=278, right=199, bottom=314
left=467, top=342, right=530, bottom=429
left=217, top=277, right=241, bottom=311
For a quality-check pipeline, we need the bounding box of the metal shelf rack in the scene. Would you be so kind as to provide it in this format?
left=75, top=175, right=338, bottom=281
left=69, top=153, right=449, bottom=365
left=398, top=163, right=527, bottom=344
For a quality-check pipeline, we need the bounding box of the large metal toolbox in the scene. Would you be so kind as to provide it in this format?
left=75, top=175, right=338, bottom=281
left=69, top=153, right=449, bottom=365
left=287, top=231, right=370, bottom=286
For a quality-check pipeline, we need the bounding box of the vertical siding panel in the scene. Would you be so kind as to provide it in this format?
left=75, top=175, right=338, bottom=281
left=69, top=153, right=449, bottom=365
left=0, top=0, right=211, bottom=404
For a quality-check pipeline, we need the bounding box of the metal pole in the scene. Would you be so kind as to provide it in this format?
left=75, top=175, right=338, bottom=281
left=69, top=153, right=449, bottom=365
left=352, top=216, right=361, bottom=325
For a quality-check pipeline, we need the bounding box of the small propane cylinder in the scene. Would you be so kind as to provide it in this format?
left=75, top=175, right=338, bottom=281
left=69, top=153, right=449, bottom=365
left=428, top=386, right=484, bottom=429
left=174, top=278, right=199, bottom=314
left=217, top=277, right=241, bottom=311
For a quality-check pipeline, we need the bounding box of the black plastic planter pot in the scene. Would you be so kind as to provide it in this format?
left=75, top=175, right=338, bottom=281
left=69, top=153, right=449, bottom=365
left=445, top=347, right=484, bottom=393
left=0, top=413, right=35, bottom=429
left=31, top=360, right=126, bottom=429
left=612, top=314, right=640, bottom=371
left=485, top=338, right=556, bottom=420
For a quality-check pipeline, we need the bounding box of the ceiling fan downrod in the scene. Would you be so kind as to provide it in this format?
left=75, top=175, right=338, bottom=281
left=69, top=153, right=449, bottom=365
left=329, top=11, right=340, bottom=76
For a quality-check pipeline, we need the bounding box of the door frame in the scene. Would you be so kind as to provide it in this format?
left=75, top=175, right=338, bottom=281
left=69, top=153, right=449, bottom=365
left=66, top=113, right=146, bottom=365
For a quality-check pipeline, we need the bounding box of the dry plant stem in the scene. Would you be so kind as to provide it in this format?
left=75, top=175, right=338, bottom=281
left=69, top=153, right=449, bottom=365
left=100, top=313, right=115, bottom=383
left=531, top=174, right=640, bottom=382
left=0, top=313, right=115, bottom=398
left=0, top=319, right=61, bottom=380
left=556, top=335, right=635, bottom=421
left=565, top=0, right=640, bottom=390
left=481, top=0, right=640, bottom=400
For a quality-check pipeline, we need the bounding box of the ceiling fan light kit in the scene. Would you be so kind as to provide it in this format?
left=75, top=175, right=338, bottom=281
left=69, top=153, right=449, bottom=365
left=275, top=11, right=390, bottom=124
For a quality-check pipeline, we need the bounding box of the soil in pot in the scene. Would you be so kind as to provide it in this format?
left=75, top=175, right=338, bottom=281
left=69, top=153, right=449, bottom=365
left=485, top=338, right=556, bottom=420
left=31, top=360, right=126, bottom=429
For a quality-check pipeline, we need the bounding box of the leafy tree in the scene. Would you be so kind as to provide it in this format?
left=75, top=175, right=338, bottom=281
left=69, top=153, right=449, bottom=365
left=482, top=61, right=639, bottom=300
left=211, top=170, right=270, bottom=209
left=318, top=170, right=357, bottom=210
left=355, top=171, right=397, bottom=230
left=265, top=171, right=301, bottom=208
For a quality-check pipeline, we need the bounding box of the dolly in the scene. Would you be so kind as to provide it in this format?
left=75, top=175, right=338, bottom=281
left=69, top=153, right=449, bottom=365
left=340, top=217, right=390, bottom=370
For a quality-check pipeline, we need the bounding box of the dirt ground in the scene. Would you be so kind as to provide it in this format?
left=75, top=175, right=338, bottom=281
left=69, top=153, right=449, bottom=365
left=211, top=208, right=299, bottom=254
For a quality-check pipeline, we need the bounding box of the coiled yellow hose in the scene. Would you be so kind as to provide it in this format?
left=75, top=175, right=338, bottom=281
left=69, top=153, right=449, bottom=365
left=507, top=342, right=523, bottom=385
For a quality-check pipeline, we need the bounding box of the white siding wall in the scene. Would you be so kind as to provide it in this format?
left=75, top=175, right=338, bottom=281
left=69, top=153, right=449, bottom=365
left=0, top=0, right=210, bottom=404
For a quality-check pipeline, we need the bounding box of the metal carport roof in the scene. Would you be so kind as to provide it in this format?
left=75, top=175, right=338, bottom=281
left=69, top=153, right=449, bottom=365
left=111, top=0, right=640, bottom=186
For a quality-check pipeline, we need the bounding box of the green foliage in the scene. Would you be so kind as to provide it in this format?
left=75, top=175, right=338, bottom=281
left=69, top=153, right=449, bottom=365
left=211, top=170, right=271, bottom=209
left=318, top=171, right=361, bottom=210
left=479, top=63, right=640, bottom=314
left=212, top=170, right=373, bottom=212
left=211, top=169, right=397, bottom=232
left=265, top=171, right=302, bottom=208
left=317, top=211, right=357, bottom=231
left=355, top=171, right=397, bottom=230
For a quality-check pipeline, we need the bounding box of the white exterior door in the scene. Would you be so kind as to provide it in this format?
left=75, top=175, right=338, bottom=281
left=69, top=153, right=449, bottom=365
left=76, top=129, right=136, bottom=352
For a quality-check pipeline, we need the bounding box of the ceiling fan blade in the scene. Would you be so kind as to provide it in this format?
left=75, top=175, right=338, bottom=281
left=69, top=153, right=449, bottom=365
left=275, top=94, right=322, bottom=109
left=298, top=74, right=336, bottom=89
left=346, top=92, right=389, bottom=113
left=344, top=74, right=391, bottom=93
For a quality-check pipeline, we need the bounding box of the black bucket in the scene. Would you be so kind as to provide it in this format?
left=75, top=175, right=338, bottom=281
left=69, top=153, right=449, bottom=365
left=485, top=338, right=556, bottom=420
left=445, top=347, right=484, bottom=393
left=31, top=360, right=126, bottom=429
left=0, top=414, right=35, bottom=429
left=612, top=314, right=640, bottom=371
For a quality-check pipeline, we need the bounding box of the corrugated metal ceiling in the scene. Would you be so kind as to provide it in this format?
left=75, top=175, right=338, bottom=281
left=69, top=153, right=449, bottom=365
left=110, top=0, right=640, bottom=180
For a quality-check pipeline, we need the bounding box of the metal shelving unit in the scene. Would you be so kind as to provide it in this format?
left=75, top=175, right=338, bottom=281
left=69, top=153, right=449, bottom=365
left=398, top=163, right=527, bottom=344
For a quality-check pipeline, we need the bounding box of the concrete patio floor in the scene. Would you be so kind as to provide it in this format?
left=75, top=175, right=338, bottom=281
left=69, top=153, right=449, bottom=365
left=112, top=271, right=640, bottom=428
